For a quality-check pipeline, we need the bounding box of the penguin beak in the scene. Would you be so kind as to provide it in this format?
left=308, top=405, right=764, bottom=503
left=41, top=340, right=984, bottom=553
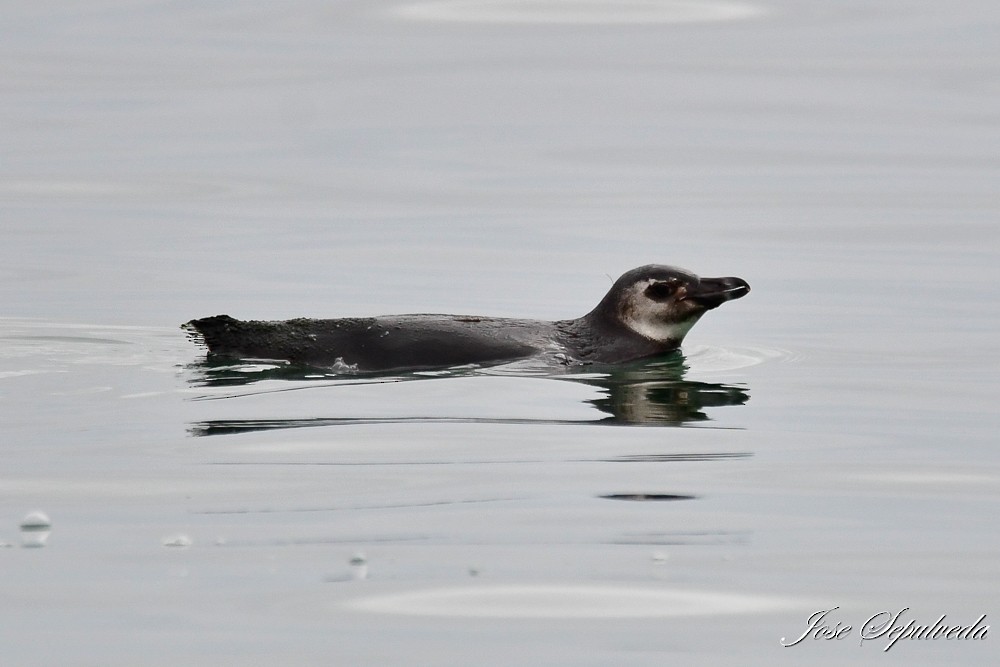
left=685, top=276, right=750, bottom=310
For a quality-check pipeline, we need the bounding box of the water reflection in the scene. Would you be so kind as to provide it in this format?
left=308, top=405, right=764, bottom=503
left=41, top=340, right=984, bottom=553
left=186, top=359, right=350, bottom=386
left=186, top=352, right=749, bottom=436
left=571, top=355, right=749, bottom=425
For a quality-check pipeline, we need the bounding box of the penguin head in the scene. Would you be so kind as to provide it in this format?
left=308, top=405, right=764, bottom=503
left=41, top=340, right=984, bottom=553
left=591, top=265, right=750, bottom=345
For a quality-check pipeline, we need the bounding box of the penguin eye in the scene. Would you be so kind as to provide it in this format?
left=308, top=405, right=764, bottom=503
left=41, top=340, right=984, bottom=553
left=644, top=281, right=675, bottom=301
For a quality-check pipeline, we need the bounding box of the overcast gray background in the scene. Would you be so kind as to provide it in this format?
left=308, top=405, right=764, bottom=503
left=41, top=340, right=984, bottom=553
left=1, top=1, right=997, bottom=665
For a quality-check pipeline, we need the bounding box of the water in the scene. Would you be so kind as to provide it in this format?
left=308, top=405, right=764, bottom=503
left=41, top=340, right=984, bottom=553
left=2, top=1, right=998, bottom=665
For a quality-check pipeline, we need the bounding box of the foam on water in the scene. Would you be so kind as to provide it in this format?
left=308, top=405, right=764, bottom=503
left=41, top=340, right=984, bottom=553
left=346, top=584, right=795, bottom=618
left=389, top=0, right=765, bottom=24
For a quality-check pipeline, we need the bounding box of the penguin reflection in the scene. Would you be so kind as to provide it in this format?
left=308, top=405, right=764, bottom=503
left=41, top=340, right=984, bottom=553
left=187, top=352, right=747, bottom=435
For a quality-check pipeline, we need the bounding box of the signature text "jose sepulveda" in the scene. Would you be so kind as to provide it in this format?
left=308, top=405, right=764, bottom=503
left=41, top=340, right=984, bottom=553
left=781, top=607, right=989, bottom=652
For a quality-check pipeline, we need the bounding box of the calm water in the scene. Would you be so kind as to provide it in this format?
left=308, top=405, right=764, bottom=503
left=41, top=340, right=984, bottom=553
left=2, top=1, right=998, bottom=665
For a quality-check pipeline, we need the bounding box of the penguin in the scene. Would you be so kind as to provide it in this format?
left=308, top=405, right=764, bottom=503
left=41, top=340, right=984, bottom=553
left=183, top=265, right=749, bottom=372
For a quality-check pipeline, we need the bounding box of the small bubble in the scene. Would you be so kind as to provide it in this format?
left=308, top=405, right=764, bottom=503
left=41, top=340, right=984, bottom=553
left=20, top=511, right=51, bottom=548
left=650, top=551, right=670, bottom=579
left=19, top=511, right=50, bottom=529
left=162, top=534, right=193, bottom=548
left=349, top=552, right=368, bottom=580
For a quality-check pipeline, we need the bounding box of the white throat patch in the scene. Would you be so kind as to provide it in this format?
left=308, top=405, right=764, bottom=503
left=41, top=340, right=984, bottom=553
left=625, top=314, right=701, bottom=343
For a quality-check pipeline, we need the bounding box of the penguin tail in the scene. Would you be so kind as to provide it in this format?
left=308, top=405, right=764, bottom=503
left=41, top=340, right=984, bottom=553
left=182, top=314, right=244, bottom=355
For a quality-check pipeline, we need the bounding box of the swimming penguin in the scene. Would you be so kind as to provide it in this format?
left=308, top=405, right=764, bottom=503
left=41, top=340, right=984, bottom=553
left=183, top=265, right=749, bottom=372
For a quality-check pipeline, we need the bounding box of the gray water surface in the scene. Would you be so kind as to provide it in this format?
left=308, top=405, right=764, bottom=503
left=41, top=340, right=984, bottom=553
left=2, top=1, right=998, bottom=665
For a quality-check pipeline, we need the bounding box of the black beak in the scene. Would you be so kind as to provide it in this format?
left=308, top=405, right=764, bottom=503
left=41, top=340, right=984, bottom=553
left=686, top=276, right=750, bottom=310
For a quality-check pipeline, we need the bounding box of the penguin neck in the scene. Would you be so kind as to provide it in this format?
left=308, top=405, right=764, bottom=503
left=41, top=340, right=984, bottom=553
left=557, top=310, right=677, bottom=363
